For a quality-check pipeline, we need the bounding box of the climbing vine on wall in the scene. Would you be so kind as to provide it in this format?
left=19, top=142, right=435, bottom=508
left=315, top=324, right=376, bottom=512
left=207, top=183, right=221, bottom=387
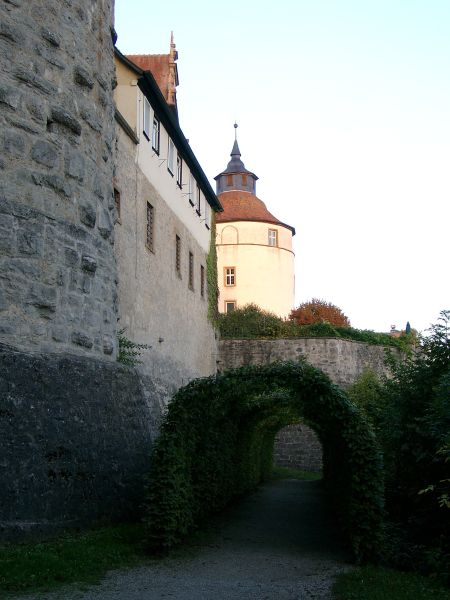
left=206, top=215, right=219, bottom=324
left=143, top=361, right=384, bottom=563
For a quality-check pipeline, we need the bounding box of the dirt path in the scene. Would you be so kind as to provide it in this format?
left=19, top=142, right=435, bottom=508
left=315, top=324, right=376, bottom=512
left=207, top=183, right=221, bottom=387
left=20, top=479, right=353, bottom=600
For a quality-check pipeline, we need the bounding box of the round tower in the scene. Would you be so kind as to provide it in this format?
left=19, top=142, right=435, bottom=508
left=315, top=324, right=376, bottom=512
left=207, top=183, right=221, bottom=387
left=215, top=127, right=295, bottom=318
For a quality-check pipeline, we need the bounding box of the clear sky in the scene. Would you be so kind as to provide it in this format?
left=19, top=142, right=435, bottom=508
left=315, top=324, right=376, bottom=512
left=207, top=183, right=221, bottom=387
left=115, top=0, right=450, bottom=334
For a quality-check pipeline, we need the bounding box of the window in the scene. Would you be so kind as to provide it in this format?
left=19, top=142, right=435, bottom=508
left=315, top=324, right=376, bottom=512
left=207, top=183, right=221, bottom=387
left=176, top=155, right=182, bottom=188
left=268, top=229, right=278, bottom=247
left=143, top=98, right=151, bottom=140
left=146, top=202, right=154, bottom=252
left=200, top=265, right=205, bottom=297
left=188, top=174, right=195, bottom=206
left=225, top=267, right=236, bottom=286
left=188, top=251, right=194, bottom=290
left=114, top=188, right=121, bottom=223
left=152, top=116, right=160, bottom=153
left=242, top=174, right=247, bottom=186
left=225, top=301, right=236, bottom=313
left=196, top=184, right=201, bottom=215
left=204, top=200, right=210, bottom=229
left=167, top=138, right=174, bottom=174
left=175, top=235, right=181, bottom=276
left=226, top=174, right=233, bottom=187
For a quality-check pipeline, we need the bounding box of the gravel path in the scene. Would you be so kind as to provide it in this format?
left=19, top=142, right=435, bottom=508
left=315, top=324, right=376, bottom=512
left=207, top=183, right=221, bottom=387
left=17, top=479, right=353, bottom=600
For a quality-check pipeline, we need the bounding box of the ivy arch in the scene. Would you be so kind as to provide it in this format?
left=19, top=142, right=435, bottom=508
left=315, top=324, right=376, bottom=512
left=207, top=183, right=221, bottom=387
left=144, top=362, right=384, bottom=562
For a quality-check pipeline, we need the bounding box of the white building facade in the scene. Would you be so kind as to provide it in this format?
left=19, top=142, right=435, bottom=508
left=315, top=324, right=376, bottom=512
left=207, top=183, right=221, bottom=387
left=114, top=48, right=222, bottom=405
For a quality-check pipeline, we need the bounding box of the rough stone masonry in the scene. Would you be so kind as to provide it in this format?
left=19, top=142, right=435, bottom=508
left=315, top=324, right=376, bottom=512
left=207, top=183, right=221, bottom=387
left=0, top=0, right=118, bottom=357
left=0, top=0, right=158, bottom=541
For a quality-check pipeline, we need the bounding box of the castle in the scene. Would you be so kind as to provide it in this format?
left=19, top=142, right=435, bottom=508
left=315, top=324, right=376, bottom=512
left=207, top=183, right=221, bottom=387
left=0, top=1, right=395, bottom=541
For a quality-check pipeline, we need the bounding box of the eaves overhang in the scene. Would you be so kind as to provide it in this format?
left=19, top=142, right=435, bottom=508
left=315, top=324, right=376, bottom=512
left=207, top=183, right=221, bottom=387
left=115, top=48, right=222, bottom=213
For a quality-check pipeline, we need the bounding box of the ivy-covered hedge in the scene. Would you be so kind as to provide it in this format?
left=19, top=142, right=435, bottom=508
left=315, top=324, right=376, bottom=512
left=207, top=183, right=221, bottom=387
left=143, top=361, right=384, bottom=562
left=217, top=304, right=415, bottom=352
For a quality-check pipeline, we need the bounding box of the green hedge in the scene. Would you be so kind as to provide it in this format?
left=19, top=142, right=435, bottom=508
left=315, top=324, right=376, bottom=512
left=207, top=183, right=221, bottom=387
left=143, top=361, right=384, bottom=562
left=217, top=304, right=414, bottom=351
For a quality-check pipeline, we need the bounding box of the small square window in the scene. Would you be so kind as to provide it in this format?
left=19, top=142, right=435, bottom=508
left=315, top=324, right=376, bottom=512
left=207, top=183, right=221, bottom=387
left=225, top=301, right=236, bottom=313
left=225, top=267, right=235, bottom=286
left=152, top=116, right=160, bottom=154
left=268, top=229, right=278, bottom=247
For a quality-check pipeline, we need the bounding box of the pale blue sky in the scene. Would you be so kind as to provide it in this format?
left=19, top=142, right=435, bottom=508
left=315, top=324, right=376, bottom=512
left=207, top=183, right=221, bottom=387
left=115, top=0, right=450, bottom=333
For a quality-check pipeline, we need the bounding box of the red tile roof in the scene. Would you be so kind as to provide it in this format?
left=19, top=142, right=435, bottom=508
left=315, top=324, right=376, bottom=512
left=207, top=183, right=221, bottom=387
left=217, top=190, right=295, bottom=234
left=127, top=54, right=170, bottom=100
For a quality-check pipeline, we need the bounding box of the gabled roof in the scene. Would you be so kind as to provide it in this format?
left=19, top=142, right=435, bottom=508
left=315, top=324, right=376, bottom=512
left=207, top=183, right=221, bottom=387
left=114, top=47, right=222, bottom=213
left=217, top=190, right=295, bottom=235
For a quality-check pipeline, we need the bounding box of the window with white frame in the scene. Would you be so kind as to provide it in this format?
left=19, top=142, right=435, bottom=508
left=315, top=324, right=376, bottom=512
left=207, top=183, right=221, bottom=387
left=225, top=301, right=236, bottom=313
left=152, top=115, right=160, bottom=153
left=176, top=155, right=182, bottom=188
left=189, top=174, right=195, bottom=205
left=225, top=267, right=236, bottom=286
left=196, top=184, right=201, bottom=215
left=204, top=200, right=210, bottom=229
left=143, top=97, right=151, bottom=139
left=268, top=228, right=278, bottom=246
left=167, top=138, right=174, bottom=174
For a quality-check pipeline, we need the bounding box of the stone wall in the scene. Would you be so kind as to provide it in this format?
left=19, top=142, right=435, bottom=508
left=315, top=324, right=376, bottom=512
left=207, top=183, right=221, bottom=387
left=0, top=344, right=156, bottom=541
left=218, top=337, right=397, bottom=389
left=219, top=338, right=399, bottom=473
left=114, top=124, right=218, bottom=406
left=0, top=0, right=118, bottom=358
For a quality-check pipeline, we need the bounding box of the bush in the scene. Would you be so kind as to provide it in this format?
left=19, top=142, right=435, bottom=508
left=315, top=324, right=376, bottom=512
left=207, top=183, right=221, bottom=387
left=143, top=361, right=384, bottom=563
left=217, top=304, right=414, bottom=351
left=290, top=298, right=350, bottom=327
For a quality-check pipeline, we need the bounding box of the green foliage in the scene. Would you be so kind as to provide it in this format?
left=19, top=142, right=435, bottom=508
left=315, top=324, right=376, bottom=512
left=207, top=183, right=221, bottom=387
left=143, top=361, right=384, bottom=563
left=117, top=328, right=149, bottom=366
left=217, top=303, right=414, bottom=351
left=334, top=566, right=450, bottom=600
left=0, top=524, right=146, bottom=595
left=348, top=311, right=450, bottom=581
left=347, top=369, right=384, bottom=432
left=206, top=217, right=219, bottom=324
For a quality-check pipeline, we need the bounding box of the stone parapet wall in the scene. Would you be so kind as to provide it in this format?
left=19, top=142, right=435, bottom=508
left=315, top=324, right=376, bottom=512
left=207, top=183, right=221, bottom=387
left=0, top=0, right=118, bottom=358
left=218, top=337, right=398, bottom=389
left=219, top=337, right=400, bottom=474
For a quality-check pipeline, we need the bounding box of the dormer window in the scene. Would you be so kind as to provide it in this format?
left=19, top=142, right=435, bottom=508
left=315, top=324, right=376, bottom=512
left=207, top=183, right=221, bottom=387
left=143, top=98, right=151, bottom=140
left=167, top=138, right=174, bottom=175
left=152, top=116, right=160, bottom=154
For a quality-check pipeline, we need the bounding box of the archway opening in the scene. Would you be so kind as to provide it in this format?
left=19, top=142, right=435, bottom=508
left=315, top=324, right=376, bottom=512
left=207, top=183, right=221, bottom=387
left=143, top=362, right=384, bottom=563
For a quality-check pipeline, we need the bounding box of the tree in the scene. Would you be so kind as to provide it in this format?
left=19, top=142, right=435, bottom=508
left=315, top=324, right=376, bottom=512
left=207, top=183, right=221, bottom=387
left=290, top=298, right=350, bottom=327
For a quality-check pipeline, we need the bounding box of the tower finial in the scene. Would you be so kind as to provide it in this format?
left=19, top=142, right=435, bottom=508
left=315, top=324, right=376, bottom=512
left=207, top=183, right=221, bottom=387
left=234, top=121, right=238, bottom=141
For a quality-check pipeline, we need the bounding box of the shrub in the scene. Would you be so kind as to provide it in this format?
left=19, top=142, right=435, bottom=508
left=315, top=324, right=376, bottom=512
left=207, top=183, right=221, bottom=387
left=143, top=361, right=384, bottom=563
left=290, top=298, right=350, bottom=327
